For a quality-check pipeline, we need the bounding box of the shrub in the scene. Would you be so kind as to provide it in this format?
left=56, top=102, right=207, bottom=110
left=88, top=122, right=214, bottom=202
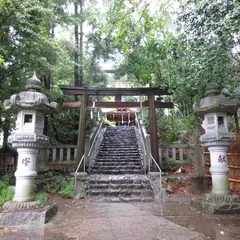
left=58, top=179, right=74, bottom=198
left=0, top=173, right=14, bottom=205
left=36, top=191, right=48, bottom=202
left=0, top=187, right=14, bottom=205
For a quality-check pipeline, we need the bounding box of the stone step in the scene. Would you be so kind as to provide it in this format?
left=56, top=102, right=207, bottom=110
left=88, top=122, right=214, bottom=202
left=96, top=153, right=140, bottom=156
left=97, top=149, right=140, bottom=153
left=98, top=145, right=139, bottom=151
left=87, top=175, right=151, bottom=185
left=100, top=142, right=138, bottom=147
left=88, top=189, right=153, bottom=197
left=96, top=153, right=140, bottom=157
left=92, top=165, right=143, bottom=171
left=95, top=158, right=141, bottom=161
left=101, top=137, right=137, bottom=139
left=89, top=183, right=152, bottom=190
left=91, top=169, right=144, bottom=174
left=95, top=157, right=141, bottom=161
left=95, top=156, right=141, bottom=159
left=93, top=162, right=142, bottom=166
left=96, top=196, right=153, bottom=203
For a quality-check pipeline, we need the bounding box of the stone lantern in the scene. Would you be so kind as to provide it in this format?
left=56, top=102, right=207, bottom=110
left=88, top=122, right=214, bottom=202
left=193, top=83, right=240, bottom=213
left=3, top=73, right=57, bottom=210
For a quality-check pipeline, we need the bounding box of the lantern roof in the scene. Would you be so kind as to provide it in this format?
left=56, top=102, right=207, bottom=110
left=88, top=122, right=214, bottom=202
left=193, top=83, right=237, bottom=118
left=4, top=73, right=57, bottom=113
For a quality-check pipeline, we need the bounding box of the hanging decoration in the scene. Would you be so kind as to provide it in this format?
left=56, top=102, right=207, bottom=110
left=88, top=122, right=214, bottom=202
left=97, top=110, right=100, bottom=121
left=90, top=109, right=93, bottom=119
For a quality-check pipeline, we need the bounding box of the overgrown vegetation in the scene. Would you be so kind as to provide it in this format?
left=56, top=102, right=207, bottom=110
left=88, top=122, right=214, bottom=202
left=36, top=191, right=48, bottom=202
left=143, top=109, right=201, bottom=144
left=0, top=173, right=14, bottom=205
left=36, top=171, right=75, bottom=200
left=58, top=179, right=74, bottom=199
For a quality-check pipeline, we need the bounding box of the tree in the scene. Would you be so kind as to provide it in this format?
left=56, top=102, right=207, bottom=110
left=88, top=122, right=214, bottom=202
left=0, top=0, right=63, bottom=142
left=177, top=0, right=240, bottom=128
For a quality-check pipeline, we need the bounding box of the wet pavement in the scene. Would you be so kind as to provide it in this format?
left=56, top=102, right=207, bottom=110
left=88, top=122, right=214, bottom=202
left=0, top=194, right=240, bottom=240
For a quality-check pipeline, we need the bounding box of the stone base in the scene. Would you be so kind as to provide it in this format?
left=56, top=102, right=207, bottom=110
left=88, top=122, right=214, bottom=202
left=191, top=176, right=209, bottom=194
left=0, top=204, right=57, bottom=226
left=3, top=200, right=43, bottom=211
left=191, top=194, right=240, bottom=214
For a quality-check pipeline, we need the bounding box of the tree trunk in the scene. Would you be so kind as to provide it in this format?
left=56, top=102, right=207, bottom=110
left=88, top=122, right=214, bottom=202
left=234, top=108, right=239, bottom=132
left=3, top=118, right=10, bottom=145
left=74, top=2, right=79, bottom=86
left=79, top=0, right=84, bottom=87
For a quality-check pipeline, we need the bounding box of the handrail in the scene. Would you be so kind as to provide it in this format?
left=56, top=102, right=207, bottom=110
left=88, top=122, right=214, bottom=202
left=135, top=113, right=147, bottom=155
left=74, top=120, right=104, bottom=194
left=87, top=120, right=103, bottom=159
left=135, top=113, right=148, bottom=174
left=147, top=153, right=162, bottom=198
left=74, top=154, right=85, bottom=194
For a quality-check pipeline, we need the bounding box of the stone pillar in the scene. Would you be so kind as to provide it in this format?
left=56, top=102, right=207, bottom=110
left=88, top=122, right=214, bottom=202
left=208, top=145, right=230, bottom=195
left=3, top=74, right=57, bottom=210
left=14, top=148, right=38, bottom=202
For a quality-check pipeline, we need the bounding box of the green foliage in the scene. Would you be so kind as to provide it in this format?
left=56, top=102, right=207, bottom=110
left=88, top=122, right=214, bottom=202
left=58, top=179, right=74, bottom=199
left=104, top=119, right=116, bottom=127
left=41, top=171, right=64, bottom=193
left=101, top=0, right=175, bottom=86
left=1, top=0, right=239, bottom=143
left=36, top=191, right=48, bottom=202
left=175, top=0, right=240, bottom=115
left=0, top=187, right=14, bottom=206
left=143, top=108, right=201, bottom=144
left=37, top=171, right=74, bottom=199
left=0, top=172, right=13, bottom=186
left=165, top=157, right=176, bottom=166
left=0, top=173, right=14, bottom=205
left=77, top=192, right=86, bottom=199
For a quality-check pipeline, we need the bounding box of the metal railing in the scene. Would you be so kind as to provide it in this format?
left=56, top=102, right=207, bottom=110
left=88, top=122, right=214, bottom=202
left=74, top=120, right=104, bottom=193
left=87, top=120, right=104, bottom=170
left=74, top=154, right=85, bottom=193
left=147, top=153, right=162, bottom=198
left=135, top=113, right=148, bottom=174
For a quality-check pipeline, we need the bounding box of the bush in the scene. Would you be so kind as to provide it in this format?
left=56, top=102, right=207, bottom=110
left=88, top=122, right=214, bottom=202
left=36, top=191, right=48, bottom=202
left=58, top=179, right=74, bottom=199
left=0, top=187, right=14, bottom=205
left=36, top=171, right=75, bottom=199
left=0, top=173, right=14, bottom=205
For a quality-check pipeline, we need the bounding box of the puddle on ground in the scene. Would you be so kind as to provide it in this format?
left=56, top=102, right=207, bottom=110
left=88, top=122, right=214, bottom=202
left=148, top=202, right=240, bottom=240
left=132, top=198, right=240, bottom=240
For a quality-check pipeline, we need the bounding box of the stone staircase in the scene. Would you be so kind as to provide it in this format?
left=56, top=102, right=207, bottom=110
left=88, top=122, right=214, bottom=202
left=86, top=126, right=154, bottom=202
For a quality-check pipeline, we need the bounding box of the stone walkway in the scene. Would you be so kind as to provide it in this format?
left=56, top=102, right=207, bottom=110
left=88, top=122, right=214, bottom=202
left=1, top=195, right=240, bottom=240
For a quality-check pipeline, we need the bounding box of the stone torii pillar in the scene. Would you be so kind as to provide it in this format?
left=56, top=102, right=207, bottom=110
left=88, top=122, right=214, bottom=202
left=3, top=74, right=57, bottom=210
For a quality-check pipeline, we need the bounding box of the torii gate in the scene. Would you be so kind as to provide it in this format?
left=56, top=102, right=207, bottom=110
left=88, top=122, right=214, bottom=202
left=61, top=87, right=173, bottom=165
